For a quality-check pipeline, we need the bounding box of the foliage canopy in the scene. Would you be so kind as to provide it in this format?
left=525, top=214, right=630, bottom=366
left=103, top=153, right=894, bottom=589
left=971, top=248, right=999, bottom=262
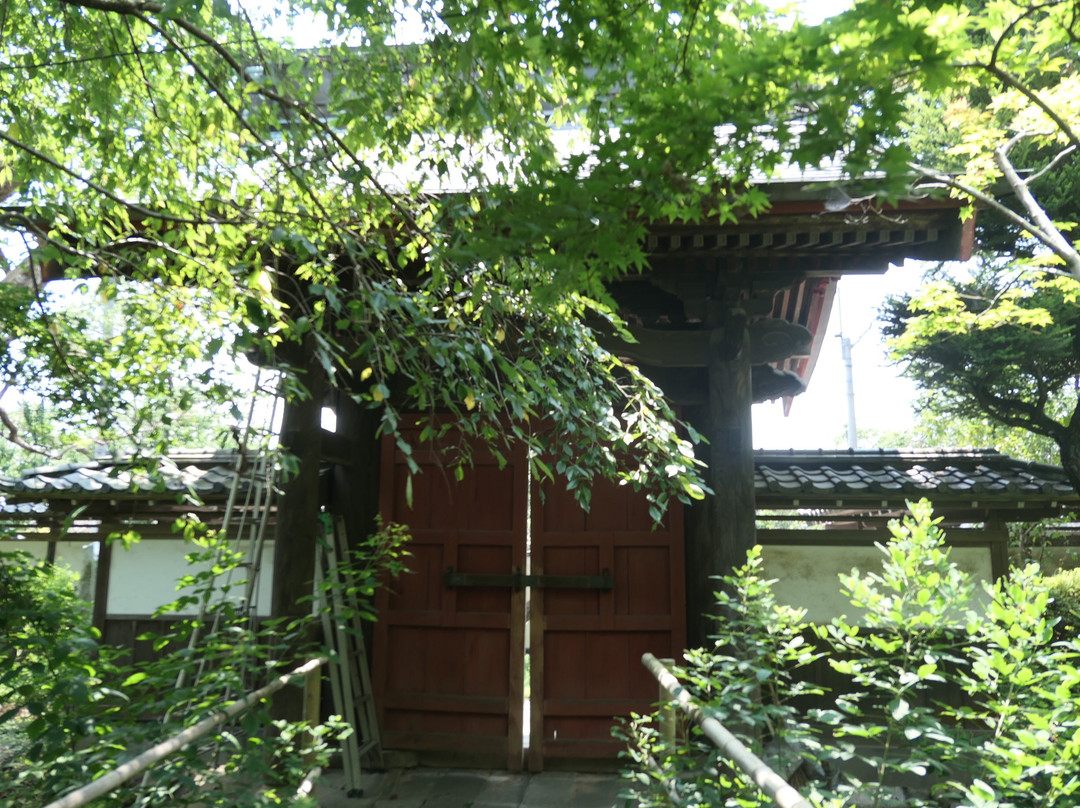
left=879, top=0, right=1080, bottom=474
left=884, top=270, right=1080, bottom=488
left=5, top=0, right=1077, bottom=502
left=0, top=0, right=981, bottom=505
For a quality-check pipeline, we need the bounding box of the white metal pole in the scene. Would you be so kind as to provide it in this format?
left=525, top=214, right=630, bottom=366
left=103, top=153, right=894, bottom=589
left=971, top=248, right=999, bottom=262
left=841, top=334, right=857, bottom=450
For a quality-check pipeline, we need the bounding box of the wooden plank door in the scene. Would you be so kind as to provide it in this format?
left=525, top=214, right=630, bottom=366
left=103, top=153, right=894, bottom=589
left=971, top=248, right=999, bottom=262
left=529, top=478, right=685, bottom=770
left=372, top=429, right=527, bottom=770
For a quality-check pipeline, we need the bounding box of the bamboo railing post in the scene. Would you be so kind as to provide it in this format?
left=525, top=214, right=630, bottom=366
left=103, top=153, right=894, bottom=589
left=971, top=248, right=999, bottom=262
left=641, top=653, right=815, bottom=808
left=42, top=658, right=327, bottom=808
left=657, top=657, right=677, bottom=746
left=302, top=663, right=323, bottom=771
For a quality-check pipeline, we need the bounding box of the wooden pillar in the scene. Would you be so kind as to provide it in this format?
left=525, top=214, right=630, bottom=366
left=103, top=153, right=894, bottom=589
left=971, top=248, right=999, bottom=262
left=93, top=538, right=112, bottom=637
left=329, top=392, right=382, bottom=553
left=271, top=350, right=326, bottom=722
left=327, top=392, right=382, bottom=694
left=685, top=304, right=757, bottom=648
left=985, top=516, right=1010, bottom=580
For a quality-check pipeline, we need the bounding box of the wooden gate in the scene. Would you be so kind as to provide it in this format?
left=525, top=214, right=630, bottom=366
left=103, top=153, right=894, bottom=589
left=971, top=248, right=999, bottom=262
left=372, top=430, right=528, bottom=770
left=529, top=476, right=685, bottom=769
left=372, top=429, right=685, bottom=771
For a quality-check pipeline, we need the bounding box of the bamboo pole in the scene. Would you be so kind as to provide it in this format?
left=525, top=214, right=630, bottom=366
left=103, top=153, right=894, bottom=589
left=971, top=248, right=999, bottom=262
left=295, top=766, right=323, bottom=800
left=302, top=662, right=323, bottom=771
left=657, top=657, right=677, bottom=746
left=641, top=653, right=815, bottom=808
left=42, top=658, right=327, bottom=808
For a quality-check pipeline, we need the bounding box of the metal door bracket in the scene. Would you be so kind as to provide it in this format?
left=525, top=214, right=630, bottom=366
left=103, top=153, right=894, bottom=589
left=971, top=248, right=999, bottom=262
left=442, top=567, right=613, bottom=591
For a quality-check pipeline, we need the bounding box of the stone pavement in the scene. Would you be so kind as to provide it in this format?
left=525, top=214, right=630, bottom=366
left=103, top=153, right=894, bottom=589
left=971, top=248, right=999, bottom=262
left=316, top=767, right=635, bottom=808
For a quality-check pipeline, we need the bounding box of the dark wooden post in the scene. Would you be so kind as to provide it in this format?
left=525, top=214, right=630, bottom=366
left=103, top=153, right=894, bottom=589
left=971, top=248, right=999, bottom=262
left=270, top=348, right=326, bottom=722
left=328, top=392, right=382, bottom=554
left=684, top=302, right=757, bottom=648
left=93, top=538, right=112, bottom=637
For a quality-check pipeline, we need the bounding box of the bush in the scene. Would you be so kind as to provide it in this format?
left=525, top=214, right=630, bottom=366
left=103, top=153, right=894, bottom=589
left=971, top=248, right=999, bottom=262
left=623, top=499, right=1080, bottom=808
left=0, top=549, right=110, bottom=806
left=1044, top=567, right=1080, bottom=642
left=618, top=546, right=824, bottom=808
left=0, top=516, right=410, bottom=808
left=0, top=549, right=93, bottom=705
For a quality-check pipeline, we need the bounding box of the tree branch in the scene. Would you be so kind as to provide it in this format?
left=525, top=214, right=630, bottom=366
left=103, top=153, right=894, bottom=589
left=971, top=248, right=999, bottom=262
left=59, top=0, right=433, bottom=248
left=678, top=0, right=704, bottom=74
left=1024, top=142, right=1077, bottom=185
left=165, top=16, right=432, bottom=246
left=904, top=157, right=1080, bottom=278
left=974, top=387, right=1066, bottom=442
left=994, top=134, right=1080, bottom=278
left=904, top=162, right=1041, bottom=232
left=973, top=61, right=1080, bottom=150
left=0, top=402, right=55, bottom=459
left=0, top=130, right=223, bottom=227
left=987, top=0, right=1066, bottom=72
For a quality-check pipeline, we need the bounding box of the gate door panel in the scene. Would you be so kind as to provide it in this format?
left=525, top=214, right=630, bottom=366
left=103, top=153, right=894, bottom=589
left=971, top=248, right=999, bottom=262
left=372, top=432, right=527, bottom=770
left=529, top=478, right=685, bottom=770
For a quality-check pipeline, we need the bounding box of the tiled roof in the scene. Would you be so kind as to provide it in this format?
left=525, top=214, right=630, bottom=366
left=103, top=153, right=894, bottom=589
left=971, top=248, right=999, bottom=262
left=0, top=450, right=247, bottom=503
left=2, top=501, right=48, bottom=515
left=1, top=448, right=1074, bottom=510
left=755, top=449, right=1077, bottom=502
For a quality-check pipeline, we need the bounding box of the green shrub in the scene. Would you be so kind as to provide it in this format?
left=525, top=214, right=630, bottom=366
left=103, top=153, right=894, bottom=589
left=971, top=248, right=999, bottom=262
left=0, top=549, right=112, bottom=806
left=1044, top=567, right=1080, bottom=642
left=623, top=499, right=1080, bottom=808
left=0, top=516, right=410, bottom=808
left=0, top=549, right=93, bottom=704
left=618, top=546, right=823, bottom=807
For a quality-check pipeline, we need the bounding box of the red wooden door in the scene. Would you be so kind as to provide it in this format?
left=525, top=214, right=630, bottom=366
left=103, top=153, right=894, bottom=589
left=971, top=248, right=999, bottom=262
left=529, top=477, right=686, bottom=770
left=372, top=429, right=527, bottom=770
left=372, top=423, right=685, bottom=771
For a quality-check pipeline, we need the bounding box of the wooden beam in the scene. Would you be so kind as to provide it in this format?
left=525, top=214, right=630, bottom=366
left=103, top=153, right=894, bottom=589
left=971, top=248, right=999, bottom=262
left=328, top=393, right=381, bottom=553
left=641, top=364, right=804, bottom=406
left=598, top=319, right=811, bottom=369
left=985, top=518, right=1010, bottom=580
left=320, top=426, right=356, bottom=467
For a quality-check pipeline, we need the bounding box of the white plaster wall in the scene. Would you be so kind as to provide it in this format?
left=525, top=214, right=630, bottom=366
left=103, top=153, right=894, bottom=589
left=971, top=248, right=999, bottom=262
left=106, top=539, right=275, bottom=616
left=1023, top=546, right=1080, bottom=575
left=0, top=539, right=49, bottom=560
left=54, top=541, right=93, bottom=573
left=1, top=540, right=96, bottom=602
left=760, top=544, right=994, bottom=624
left=0, top=540, right=94, bottom=571
left=54, top=542, right=98, bottom=602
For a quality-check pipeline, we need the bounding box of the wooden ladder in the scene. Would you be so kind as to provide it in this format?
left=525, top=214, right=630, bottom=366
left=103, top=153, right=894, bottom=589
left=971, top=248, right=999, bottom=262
left=316, top=515, right=384, bottom=796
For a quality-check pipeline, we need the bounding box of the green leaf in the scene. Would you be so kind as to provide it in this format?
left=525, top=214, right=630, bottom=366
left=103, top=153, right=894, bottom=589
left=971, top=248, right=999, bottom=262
left=121, top=672, right=149, bottom=687
left=890, top=699, right=910, bottom=722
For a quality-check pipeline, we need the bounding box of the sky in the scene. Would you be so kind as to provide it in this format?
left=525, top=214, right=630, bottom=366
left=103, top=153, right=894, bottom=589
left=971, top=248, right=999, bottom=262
left=750, top=0, right=933, bottom=450
left=751, top=266, right=925, bottom=450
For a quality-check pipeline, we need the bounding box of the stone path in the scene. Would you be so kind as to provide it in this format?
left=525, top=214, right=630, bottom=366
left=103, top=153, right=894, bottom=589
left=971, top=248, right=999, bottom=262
left=317, top=768, right=634, bottom=808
